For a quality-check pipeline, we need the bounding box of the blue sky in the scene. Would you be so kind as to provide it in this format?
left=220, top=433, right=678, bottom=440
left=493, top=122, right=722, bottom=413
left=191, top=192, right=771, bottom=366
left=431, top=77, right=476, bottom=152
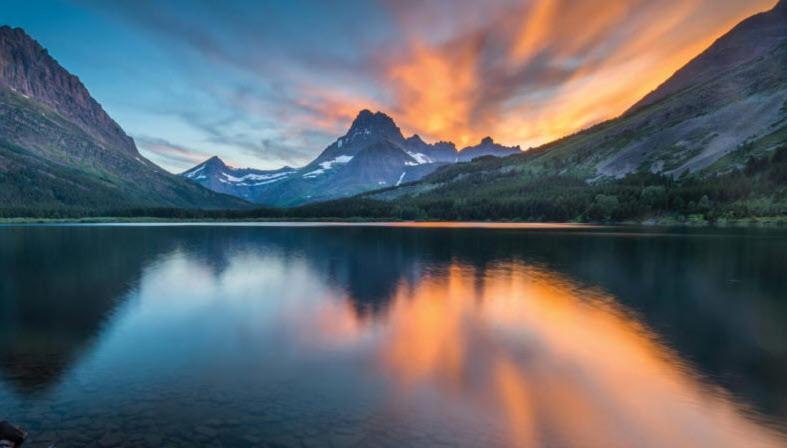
left=0, top=0, right=776, bottom=172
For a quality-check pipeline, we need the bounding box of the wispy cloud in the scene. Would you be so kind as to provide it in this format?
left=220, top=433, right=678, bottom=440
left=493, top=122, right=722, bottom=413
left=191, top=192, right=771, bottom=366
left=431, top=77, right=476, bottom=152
left=133, top=135, right=211, bottom=172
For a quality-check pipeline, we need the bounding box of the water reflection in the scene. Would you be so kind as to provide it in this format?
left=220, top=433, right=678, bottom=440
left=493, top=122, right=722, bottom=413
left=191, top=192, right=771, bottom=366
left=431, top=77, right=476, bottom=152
left=0, top=225, right=784, bottom=447
left=0, top=228, right=177, bottom=394
left=373, top=263, right=783, bottom=447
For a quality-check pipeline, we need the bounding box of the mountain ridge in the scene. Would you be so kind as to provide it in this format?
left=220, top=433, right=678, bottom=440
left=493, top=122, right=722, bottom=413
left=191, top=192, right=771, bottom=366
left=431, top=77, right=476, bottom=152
left=631, top=0, right=787, bottom=112
left=181, top=109, right=521, bottom=206
left=0, top=26, right=248, bottom=211
left=0, top=25, right=136, bottom=154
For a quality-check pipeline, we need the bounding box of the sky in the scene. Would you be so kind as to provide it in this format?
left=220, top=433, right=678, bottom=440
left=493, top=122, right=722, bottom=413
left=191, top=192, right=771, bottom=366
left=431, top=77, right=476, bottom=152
left=0, top=0, right=777, bottom=172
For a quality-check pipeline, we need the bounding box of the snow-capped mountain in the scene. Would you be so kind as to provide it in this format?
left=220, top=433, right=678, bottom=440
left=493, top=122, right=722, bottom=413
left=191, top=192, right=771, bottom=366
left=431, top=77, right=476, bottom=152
left=181, top=110, right=521, bottom=206
left=181, top=156, right=296, bottom=202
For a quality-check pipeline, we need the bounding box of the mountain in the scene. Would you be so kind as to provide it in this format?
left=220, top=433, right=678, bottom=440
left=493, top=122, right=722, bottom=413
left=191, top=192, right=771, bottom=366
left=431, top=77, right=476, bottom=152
left=456, top=137, right=521, bottom=161
left=182, top=110, right=520, bottom=206
left=404, top=135, right=459, bottom=163
left=368, top=0, right=787, bottom=216
left=0, top=26, right=246, bottom=211
left=181, top=156, right=296, bottom=202
left=632, top=0, right=787, bottom=111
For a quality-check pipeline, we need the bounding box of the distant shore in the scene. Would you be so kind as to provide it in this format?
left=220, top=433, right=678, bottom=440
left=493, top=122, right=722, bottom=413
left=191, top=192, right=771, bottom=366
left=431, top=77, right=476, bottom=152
left=1, top=216, right=785, bottom=228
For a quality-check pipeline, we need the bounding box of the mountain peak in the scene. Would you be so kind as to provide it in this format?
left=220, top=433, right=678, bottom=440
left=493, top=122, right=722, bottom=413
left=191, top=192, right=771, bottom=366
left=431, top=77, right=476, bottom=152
left=0, top=25, right=137, bottom=154
left=406, top=134, right=425, bottom=144
left=0, top=26, right=29, bottom=41
left=456, top=136, right=520, bottom=161
left=205, top=155, right=227, bottom=167
left=346, top=109, right=402, bottom=141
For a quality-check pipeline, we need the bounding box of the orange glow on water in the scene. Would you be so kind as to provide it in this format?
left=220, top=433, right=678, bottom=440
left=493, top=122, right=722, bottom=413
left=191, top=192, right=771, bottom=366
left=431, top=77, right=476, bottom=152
left=306, top=260, right=784, bottom=447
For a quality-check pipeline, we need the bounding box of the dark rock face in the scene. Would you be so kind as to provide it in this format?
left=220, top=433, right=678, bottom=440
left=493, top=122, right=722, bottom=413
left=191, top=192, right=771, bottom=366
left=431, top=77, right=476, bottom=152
left=346, top=109, right=404, bottom=144
left=311, top=110, right=406, bottom=166
left=0, top=421, right=26, bottom=447
left=0, top=26, right=136, bottom=154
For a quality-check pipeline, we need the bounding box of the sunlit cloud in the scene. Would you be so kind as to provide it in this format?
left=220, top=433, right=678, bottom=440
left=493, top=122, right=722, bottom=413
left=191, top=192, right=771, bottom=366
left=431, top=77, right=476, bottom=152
left=75, top=0, right=776, bottom=167
left=380, top=0, right=776, bottom=148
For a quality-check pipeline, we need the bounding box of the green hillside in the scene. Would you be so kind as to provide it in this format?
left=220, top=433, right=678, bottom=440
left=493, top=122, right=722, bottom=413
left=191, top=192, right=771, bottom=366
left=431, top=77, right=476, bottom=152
left=0, top=88, right=247, bottom=214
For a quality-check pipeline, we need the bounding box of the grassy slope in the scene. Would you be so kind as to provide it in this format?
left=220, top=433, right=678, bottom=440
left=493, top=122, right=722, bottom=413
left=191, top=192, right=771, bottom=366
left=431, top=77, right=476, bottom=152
left=0, top=88, right=248, bottom=211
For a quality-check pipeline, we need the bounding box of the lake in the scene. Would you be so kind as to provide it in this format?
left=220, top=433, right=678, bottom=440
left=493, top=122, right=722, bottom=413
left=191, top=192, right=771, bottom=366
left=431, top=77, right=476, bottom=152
left=1, top=223, right=785, bottom=447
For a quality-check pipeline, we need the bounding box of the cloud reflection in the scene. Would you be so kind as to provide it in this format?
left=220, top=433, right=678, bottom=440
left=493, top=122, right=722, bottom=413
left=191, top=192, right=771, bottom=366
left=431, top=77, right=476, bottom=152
left=311, top=261, right=785, bottom=447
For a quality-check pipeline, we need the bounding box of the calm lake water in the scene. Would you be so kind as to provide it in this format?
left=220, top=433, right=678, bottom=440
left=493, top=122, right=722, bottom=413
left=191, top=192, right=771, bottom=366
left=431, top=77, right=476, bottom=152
left=1, top=223, right=786, bottom=447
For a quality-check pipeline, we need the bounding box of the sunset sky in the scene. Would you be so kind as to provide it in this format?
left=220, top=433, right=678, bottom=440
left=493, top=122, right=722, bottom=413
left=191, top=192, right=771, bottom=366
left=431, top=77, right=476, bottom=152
left=0, top=0, right=777, bottom=172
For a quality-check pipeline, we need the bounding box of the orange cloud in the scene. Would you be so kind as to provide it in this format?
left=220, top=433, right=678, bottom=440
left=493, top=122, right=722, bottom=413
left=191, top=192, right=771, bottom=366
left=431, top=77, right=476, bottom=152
left=386, top=41, right=480, bottom=146
left=379, top=0, right=776, bottom=149
left=96, top=0, right=778, bottom=167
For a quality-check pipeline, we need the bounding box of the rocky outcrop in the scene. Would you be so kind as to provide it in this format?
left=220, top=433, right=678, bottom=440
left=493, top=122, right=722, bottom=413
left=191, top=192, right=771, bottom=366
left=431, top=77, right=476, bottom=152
left=0, top=421, right=26, bottom=447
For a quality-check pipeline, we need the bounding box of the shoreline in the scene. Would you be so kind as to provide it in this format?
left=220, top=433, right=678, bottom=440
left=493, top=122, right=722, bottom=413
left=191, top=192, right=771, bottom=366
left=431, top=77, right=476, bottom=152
left=0, top=216, right=785, bottom=228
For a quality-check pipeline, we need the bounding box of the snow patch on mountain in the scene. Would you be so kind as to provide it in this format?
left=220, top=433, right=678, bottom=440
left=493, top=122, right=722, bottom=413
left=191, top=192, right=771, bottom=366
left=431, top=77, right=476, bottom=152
left=304, top=155, right=354, bottom=178
left=222, top=171, right=292, bottom=183
left=319, top=155, right=353, bottom=170
left=184, top=165, right=205, bottom=178
left=405, top=151, right=432, bottom=164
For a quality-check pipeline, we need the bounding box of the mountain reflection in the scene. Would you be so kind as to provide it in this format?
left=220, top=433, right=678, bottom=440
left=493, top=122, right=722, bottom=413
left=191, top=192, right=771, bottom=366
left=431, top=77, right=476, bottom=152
left=0, top=225, right=784, bottom=447
left=0, top=227, right=178, bottom=394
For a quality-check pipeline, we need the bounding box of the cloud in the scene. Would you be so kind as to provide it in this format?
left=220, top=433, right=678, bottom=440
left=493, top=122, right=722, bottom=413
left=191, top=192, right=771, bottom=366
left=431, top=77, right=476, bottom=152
left=79, top=0, right=776, bottom=163
left=378, top=0, right=776, bottom=147
left=133, top=135, right=211, bottom=172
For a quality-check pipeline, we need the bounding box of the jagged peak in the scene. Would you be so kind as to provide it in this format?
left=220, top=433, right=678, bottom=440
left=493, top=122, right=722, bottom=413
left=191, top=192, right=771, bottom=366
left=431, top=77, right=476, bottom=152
left=0, top=25, right=36, bottom=41
left=0, top=25, right=27, bottom=38
left=349, top=109, right=394, bottom=125
left=459, top=136, right=520, bottom=153
left=193, top=155, right=227, bottom=171
left=406, top=134, right=425, bottom=144
left=353, top=109, right=374, bottom=121
left=432, top=140, right=457, bottom=151
left=346, top=109, right=402, bottom=139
